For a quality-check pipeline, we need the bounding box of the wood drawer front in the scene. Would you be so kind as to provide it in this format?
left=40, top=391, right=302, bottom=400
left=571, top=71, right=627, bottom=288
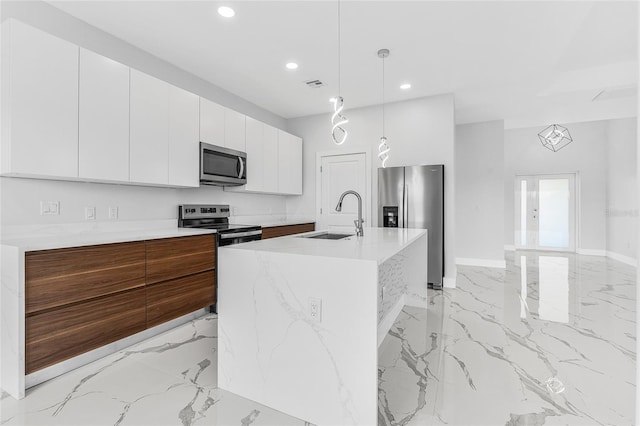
left=262, top=223, right=315, bottom=239
left=146, top=270, right=215, bottom=328
left=26, top=242, right=146, bottom=314
left=26, top=288, right=146, bottom=374
left=146, top=235, right=215, bottom=285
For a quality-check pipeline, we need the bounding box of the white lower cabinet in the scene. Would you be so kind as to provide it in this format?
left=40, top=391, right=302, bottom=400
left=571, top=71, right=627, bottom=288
left=1, top=19, right=79, bottom=178
left=79, top=48, right=130, bottom=182
left=129, top=70, right=170, bottom=185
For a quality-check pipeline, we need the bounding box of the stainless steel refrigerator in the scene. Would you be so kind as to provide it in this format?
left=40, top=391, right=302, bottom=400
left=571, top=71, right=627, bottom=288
left=378, top=164, right=444, bottom=289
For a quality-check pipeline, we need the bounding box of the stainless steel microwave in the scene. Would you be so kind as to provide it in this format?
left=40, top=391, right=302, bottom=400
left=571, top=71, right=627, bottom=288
left=200, top=142, right=247, bottom=186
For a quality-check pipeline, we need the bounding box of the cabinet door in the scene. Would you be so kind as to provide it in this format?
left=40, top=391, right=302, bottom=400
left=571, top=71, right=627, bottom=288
left=278, top=130, right=303, bottom=195
left=130, top=69, right=169, bottom=184
left=244, top=116, right=264, bottom=192
left=199, top=98, right=225, bottom=146
left=263, top=125, right=279, bottom=193
left=79, top=48, right=130, bottom=182
left=224, top=108, right=246, bottom=152
left=168, top=85, right=199, bottom=187
left=2, top=19, right=78, bottom=178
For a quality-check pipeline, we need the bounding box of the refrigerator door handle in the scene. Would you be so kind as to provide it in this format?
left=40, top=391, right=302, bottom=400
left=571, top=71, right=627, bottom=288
left=404, top=184, right=409, bottom=227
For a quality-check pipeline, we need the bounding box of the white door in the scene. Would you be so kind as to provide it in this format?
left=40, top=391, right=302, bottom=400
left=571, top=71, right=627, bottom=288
left=515, top=174, right=576, bottom=251
left=318, top=153, right=367, bottom=230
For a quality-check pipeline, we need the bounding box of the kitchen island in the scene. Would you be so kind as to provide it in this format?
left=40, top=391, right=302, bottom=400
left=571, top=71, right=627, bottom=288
left=218, top=227, right=428, bottom=426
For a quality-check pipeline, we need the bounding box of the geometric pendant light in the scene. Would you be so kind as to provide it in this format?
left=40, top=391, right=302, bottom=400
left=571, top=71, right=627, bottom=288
left=538, top=124, right=573, bottom=152
left=377, top=48, right=390, bottom=167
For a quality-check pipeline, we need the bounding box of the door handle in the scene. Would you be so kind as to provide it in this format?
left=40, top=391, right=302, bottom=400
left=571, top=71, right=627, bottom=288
left=238, top=157, right=245, bottom=179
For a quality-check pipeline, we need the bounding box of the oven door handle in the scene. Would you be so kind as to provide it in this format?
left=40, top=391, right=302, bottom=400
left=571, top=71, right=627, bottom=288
left=220, top=230, right=262, bottom=239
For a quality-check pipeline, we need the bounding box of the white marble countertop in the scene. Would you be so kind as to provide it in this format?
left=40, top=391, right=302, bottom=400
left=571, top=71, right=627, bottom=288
left=1, top=221, right=216, bottom=252
left=223, top=227, right=426, bottom=265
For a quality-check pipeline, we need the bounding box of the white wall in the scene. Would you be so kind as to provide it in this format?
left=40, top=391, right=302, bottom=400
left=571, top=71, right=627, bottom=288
left=504, top=120, right=608, bottom=251
left=0, top=0, right=291, bottom=229
left=606, top=118, right=637, bottom=261
left=287, top=94, right=457, bottom=286
left=455, top=120, right=505, bottom=266
left=1, top=177, right=287, bottom=227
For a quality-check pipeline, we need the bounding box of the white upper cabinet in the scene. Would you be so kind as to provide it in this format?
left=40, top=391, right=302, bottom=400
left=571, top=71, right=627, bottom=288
left=262, top=124, right=279, bottom=193
left=227, top=123, right=301, bottom=195
left=78, top=48, right=130, bottom=182
left=277, top=130, right=303, bottom=195
left=224, top=108, right=246, bottom=152
left=129, top=69, right=169, bottom=185
left=168, top=86, right=199, bottom=187
left=1, top=19, right=79, bottom=178
left=199, top=98, right=224, bottom=147
left=244, top=116, right=264, bottom=192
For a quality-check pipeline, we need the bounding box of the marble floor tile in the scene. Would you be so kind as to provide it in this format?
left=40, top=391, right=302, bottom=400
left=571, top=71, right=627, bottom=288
left=2, top=250, right=635, bottom=425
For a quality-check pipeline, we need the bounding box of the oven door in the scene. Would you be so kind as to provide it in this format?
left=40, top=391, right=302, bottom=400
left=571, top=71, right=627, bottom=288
left=218, top=229, right=262, bottom=246
left=200, top=142, right=247, bottom=186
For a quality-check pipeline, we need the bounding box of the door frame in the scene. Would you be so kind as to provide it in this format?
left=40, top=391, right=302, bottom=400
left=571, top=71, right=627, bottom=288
left=315, top=147, right=372, bottom=230
left=514, top=172, right=578, bottom=252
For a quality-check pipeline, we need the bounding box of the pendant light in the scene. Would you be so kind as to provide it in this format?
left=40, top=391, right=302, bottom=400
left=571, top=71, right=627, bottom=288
left=538, top=124, right=573, bottom=152
left=331, top=0, right=348, bottom=145
left=378, top=49, right=390, bottom=167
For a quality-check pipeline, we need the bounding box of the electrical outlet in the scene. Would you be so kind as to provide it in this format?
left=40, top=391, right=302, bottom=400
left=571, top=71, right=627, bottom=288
left=40, top=201, right=60, bottom=216
left=85, top=206, right=96, bottom=220
left=108, top=206, right=118, bottom=220
left=308, top=297, right=322, bottom=322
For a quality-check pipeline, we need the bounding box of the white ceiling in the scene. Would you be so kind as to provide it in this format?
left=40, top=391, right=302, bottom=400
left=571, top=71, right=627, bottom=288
left=47, top=1, right=638, bottom=128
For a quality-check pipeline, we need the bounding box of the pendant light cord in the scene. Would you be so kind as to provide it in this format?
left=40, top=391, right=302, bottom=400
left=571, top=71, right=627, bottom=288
left=382, top=54, right=385, bottom=136
left=337, top=0, right=341, bottom=96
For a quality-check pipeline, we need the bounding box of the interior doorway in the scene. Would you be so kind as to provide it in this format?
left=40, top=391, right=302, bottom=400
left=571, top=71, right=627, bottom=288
left=515, top=173, right=577, bottom=252
left=316, top=152, right=368, bottom=230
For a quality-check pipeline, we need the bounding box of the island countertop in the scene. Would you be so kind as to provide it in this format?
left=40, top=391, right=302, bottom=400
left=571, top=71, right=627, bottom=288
left=223, top=226, right=426, bottom=265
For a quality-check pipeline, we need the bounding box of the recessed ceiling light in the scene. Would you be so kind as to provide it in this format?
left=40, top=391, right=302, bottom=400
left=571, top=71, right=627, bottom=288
left=217, top=6, right=235, bottom=18
left=400, top=83, right=411, bottom=90
left=286, top=62, right=299, bottom=70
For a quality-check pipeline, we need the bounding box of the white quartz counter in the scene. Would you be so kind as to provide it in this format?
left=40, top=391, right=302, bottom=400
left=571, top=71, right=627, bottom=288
left=229, top=215, right=315, bottom=228
left=0, top=222, right=215, bottom=252
left=225, top=227, right=426, bottom=265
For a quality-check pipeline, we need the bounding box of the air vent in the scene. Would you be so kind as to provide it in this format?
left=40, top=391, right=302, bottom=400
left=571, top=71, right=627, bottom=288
left=304, top=79, right=325, bottom=88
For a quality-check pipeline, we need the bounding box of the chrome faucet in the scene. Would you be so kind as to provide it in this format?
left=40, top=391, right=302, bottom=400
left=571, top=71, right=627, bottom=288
left=335, top=190, right=364, bottom=237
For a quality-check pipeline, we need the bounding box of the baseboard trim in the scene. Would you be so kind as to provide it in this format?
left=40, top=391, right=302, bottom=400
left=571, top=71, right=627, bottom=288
left=456, top=257, right=506, bottom=269
left=504, top=245, right=516, bottom=251
left=576, top=248, right=607, bottom=257
left=443, top=276, right=456, bottom=289
left=606, top=251, right=638, bottom=267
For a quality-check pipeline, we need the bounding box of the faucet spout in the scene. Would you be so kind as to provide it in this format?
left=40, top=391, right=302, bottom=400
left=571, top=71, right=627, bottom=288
left=335, top=190, right=364, bottom=237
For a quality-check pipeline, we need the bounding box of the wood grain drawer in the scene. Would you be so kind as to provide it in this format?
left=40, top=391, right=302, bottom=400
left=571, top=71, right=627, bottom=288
left=26, top=242, right=146, bottom=314
left=146, top=234, right=215, bottom=285
left=26, top=288, right=146, bottom=374
left=261, top=223, right=315, bottom=239
left=146, top=270, right=215, bottom=328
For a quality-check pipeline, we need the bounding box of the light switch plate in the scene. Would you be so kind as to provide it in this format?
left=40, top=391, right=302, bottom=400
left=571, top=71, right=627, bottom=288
left=85, top=206, right=96, bottom=220
left=108, top=206, right=118, bottom=220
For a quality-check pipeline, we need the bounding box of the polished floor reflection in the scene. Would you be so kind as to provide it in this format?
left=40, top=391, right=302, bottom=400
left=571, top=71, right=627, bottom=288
left=1, top=251, right=635, bottom=425
left=379, top=251, right=636, bottom=425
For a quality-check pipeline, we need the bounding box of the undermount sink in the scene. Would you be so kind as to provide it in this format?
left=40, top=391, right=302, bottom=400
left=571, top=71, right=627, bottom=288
left=302, top=232, right=354, bottom=240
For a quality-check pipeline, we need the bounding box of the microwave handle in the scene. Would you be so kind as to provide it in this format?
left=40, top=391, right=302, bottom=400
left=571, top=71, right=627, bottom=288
left=238, top=157, right=245, bottom=179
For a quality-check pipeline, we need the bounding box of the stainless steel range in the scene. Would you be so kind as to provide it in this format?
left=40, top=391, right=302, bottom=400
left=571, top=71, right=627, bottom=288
left=178, top=204, right=261, bottom=314
left=178, top=204, right=262, bottom=246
